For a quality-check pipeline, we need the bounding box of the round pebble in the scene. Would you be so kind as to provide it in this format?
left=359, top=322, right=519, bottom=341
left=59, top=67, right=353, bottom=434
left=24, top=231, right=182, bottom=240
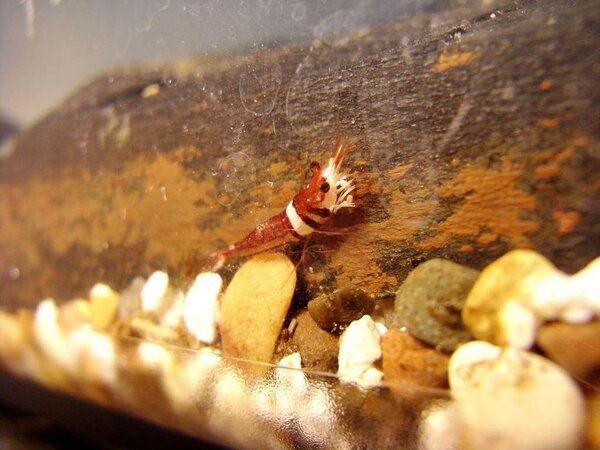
left=449, top=341, right=585, bottom=450
left=462, top=249, right=557, bottom=347
left=390, top=259, right=478, bottom=352
left=307, top=286, right=374, bottom=333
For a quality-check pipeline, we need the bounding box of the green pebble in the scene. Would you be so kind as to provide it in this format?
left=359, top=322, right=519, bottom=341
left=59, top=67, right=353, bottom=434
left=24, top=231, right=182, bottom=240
left=390, top=258, right=478, bottom=352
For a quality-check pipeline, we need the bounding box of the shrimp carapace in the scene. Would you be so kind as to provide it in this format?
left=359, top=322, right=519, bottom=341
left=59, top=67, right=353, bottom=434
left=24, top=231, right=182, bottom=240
left=210, top=138, right=356, bottom=270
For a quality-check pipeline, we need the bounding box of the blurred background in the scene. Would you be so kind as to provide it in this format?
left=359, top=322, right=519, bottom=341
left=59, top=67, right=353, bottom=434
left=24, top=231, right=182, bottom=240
left=0, top=0, right=457, bottom=128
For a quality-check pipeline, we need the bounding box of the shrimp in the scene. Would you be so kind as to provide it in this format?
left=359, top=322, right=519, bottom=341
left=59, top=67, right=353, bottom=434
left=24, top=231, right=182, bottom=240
left=210, top=138, right=356, bottom=270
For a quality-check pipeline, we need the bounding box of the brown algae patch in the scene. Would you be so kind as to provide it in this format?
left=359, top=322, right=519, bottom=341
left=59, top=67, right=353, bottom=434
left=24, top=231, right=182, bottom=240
left=433, top=52, right=477, bottom=72
left=0, top=148, right=286, bottom=277
left=419, top=161, right=538, bottom=249
left=329, top=180, right=438, bottom=292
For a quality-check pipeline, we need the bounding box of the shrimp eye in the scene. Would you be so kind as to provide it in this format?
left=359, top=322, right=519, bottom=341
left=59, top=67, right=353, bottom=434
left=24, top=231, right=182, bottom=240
left=320, top=181, right=330, bottom=193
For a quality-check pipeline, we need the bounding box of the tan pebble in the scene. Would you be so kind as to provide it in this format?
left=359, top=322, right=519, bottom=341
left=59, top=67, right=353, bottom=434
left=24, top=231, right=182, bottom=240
left=462, top=249, right=556, bottom=347
left=219, top=253, right=296, bottom=363
left=89, top=283, right=119, bottom=331
left=537, top=321, right=600, bottom=381
left=381, top=329, right=449, bottom=389
left=0, top=310, right=26, bottom=361
left=58, top=299, right=92, bottom=329
left=588, top=391, right=600, bottom=449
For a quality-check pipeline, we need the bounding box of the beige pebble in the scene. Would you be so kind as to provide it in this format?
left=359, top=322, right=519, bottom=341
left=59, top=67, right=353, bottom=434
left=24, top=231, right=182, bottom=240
left=219, top=253, right=296, bottom=363
left=89, top=283, right=119, bottom=331
left=33, top=299, right=75, bottom=374
left=337, top=315, right=385, bottom=387
left=141, top=271, right=169, bottom=313
left=58, top=299, right=92, bottom=329
left=449, top=341, right=585, bottom=450
left=0, top=310, right=26, bottom=362
left=183, top=272, right=222, bottom=344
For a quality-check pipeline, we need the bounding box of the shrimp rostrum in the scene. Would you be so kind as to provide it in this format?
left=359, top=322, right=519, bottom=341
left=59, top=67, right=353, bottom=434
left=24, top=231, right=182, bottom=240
left=211, top=138, right=356, bottom=270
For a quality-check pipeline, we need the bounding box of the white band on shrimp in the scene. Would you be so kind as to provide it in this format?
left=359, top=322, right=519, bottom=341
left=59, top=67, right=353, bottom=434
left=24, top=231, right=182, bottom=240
left=286, top=201, right=314, bottom=237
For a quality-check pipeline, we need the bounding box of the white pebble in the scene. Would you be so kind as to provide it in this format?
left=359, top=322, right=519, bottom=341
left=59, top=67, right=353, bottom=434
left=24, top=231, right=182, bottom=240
left=33, top=299, right=74, bottom=374
left=183, top=272, right=222, bottom=344
left=160, top=291, right=185, bottom=329
left=571, top=257, right=600, bottom=312
left=374, top=321, right=388, bottom=336
left=419, top=402, right=460, bottom=450
left=358, top=366, right=384, bottom=387
left=89, top=283, right=115, bottom=301
left=278, top=351, right=302, bottom=369
left=449, top=341, right=585, bottom=450
left=337, top=315, right=383, bottom=384
left=499, top=301, right=539, bottom=349
left=67, top=325, right=117, bottom=387
left=138, top=341, right=174, bottom=372
left=141, top=271, right=169, bottom=313
left=276, top=352, right=306, bottom=393
left=527, top=257, right=600, bottom=326
left=161, top=348, right=221, bottom=415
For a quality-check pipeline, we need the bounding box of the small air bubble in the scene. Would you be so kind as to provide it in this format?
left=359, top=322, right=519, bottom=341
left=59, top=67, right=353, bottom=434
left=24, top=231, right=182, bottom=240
left=8, top=267, right=20, bottom=280
left=570, top=153, right=584, bottom=167
left=0, top=137, right=16, bottom=160
left=163, top=76, right=179, bottom=88
left=291, top=2, right=306, bottom=21
left=212, top=151, right=256, bottom=206
left=239, top=63, right=282, bottom=116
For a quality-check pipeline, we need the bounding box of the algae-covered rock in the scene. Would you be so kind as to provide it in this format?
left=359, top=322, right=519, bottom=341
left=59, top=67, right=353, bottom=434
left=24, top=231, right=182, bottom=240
left=390, top=259, right=477, bottom=352
left=307, top=286, right=374, bottom=333
left=219, top=253, right=296, bottom=363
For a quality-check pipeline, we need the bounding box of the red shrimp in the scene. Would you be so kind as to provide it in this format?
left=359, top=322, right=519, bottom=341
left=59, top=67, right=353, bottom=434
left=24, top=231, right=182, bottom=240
left=210, top=138, right=356, bottom=270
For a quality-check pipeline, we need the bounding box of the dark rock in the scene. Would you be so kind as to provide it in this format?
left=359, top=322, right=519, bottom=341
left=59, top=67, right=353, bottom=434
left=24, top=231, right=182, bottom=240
left=277, top=310, right=339, bottom=372
left=307, top=286, right=375, bottom=333
left=390, top=259, right=477, bottom=352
